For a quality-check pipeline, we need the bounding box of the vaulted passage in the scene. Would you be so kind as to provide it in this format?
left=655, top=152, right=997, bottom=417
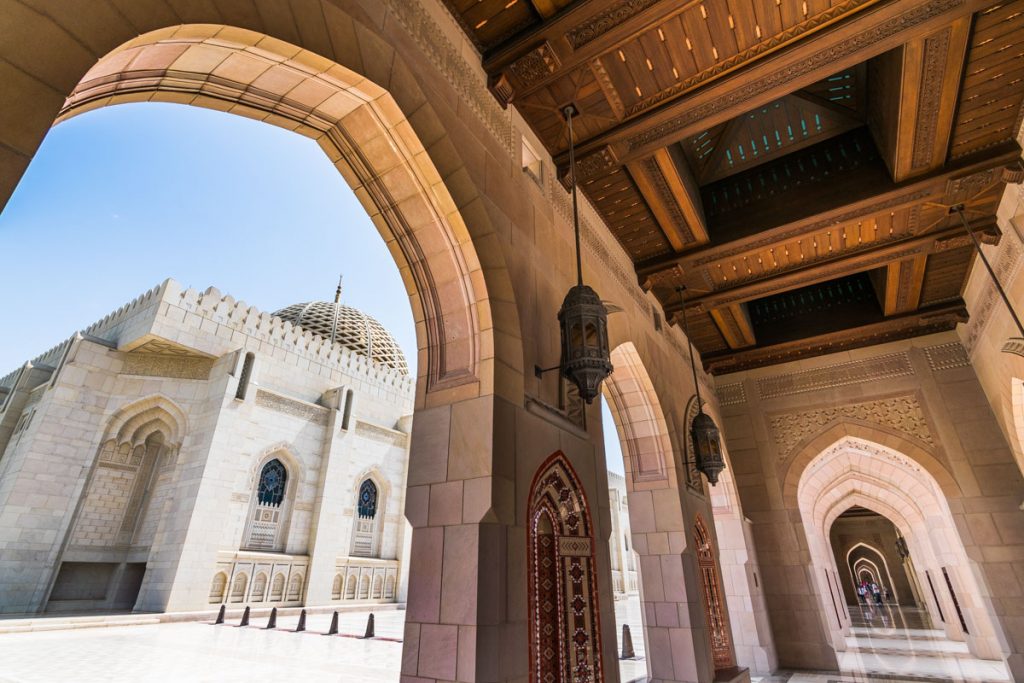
left=2, top=1, right=1024, bottom=682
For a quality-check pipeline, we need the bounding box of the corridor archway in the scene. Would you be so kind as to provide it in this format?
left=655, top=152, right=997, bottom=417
left=795, top=434, right=1005, bottom=662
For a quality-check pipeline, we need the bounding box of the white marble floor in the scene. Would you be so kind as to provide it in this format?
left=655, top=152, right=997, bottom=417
left=0, top=601, right=1010, bottom=682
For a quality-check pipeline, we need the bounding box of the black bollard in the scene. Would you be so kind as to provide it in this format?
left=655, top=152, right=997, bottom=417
left=215, top=604, right=226, bottom=625
left=363, top=613, right=375, bottom=638
left=620, top=624, right=635, bottom=659
left=326, top=611, right=339, bottom=635
left=239, top=606, right=250, bottom=627
left=266, top=607, right=277, bottom=629
left=295, top=609, right=306, bottom=632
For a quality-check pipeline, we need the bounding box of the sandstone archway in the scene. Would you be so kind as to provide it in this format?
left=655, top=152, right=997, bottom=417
left=797, top=434, right=1007, bottom=662
left=0, top=13, right=528, bottom=681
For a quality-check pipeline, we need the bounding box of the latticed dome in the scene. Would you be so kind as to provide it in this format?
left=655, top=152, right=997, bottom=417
left=273, top=301, right=408, bottom=374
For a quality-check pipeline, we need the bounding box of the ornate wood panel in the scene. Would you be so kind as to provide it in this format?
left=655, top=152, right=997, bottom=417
left=695, top=515, right=733, bottom=670
left=528, top=452, right=604, bottom=683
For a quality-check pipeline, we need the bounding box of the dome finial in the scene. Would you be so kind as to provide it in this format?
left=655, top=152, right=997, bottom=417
left=334, top=274, right=343, bottom=304
left=330, top=274, right=343, bottom=345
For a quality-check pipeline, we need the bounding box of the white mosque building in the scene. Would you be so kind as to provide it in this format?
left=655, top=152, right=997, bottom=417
left=0, top=279, right=414, bottom=614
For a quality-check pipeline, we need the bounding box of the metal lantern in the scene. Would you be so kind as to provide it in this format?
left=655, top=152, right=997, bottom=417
left=678, top=286, right=726, bottom=486
left=558, top=283, right=612, bottom=403
left=895, top=536, right=910, bottom=560
left=534, top=103, right=612, bottom=403
left=691, top=411, right=725, bottom=486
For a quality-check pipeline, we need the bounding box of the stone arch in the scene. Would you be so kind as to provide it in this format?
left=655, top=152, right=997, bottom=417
left=1012, top=377, right=1024, bottom=472
left=270, top=573, right=285, bottom=602
left=384, top=575, right=396, bottom=600
left=345, top=574, right=357, bottom=600
left=372, top=575, right=384, bottom=599
left=358, top=574, right=370, bottom=600
left=604, top=343, right=672, bottom=483
left=526, top=451, right=603, bottom=683
left=209, top=572, right=227, bottom=604
left=102, top=395, right=188, bottom=448
left=845, top=542, right=897, bottom=601
left=230, top=572, right=248, bottom=603
left=250, top=572, right=268, bottom=603
left=695, top=514, right=735, bottom=671
left=47, top=24, right=520, bottom=404
left=242, top=449, right=298, bottom=552
left=287, top=573, right=303, bottom=602
left=782, top=421, right=961, bottom=509
left=331, top=574, right=343, bottom=600
left=796, top=435, right=1005, bottom=660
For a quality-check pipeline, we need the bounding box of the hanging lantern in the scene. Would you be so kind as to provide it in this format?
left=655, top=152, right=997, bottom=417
left=536, top=104, right=613, bottom=403
left=559, top=283, right=612, bottom=404
left=678, top=286, right=726, bottom=486
left=691, top=411, right=725, bottom=485
left=895, top=536, right=910, bottom=560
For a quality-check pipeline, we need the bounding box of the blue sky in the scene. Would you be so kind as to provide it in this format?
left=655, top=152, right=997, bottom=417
left=0, top=102, right=624, bottom=474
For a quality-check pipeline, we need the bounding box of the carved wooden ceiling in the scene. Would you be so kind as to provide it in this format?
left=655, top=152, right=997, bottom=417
left=446, top=0, right=1024, bottom=373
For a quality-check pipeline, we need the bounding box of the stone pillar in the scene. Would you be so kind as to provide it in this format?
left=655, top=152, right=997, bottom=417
left=400, top=394, right=519, bottom=683
left=305, top=388, right=348, bottom=606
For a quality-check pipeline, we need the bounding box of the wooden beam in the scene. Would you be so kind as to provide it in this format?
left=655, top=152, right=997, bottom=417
left=710, top=304, right=757, bottom=349
left=636, top=144, right=1021, bottom=279
left=700, top=300, right=968, bottom=374
left=555, top=0, right=986, bottom=170
left=878, top=254, right=928, bottom=315
left=627, top=148, right=708, bottom=251
left=484, top=0, right=702, bottom=76
left=665, top=220, right=997, bottom=314
left=888, top=17, right=972, bottom=181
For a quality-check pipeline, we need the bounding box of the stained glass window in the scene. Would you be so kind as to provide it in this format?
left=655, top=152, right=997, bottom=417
left=257, top=459, right=287, bottom=505
left=357, top=479, right=378, bottom=519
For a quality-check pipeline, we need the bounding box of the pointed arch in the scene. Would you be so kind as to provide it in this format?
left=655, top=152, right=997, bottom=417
left=102, top=395, right=187, bottom=448
left=604, top=343, right=671, bottom=482
left=695, top=514, right=734, bottom=670
left=527, top=451, right=603, bottom=683
left=782, top=421, right=961, bottom=508
left=49, top=24, right=524, bottom=403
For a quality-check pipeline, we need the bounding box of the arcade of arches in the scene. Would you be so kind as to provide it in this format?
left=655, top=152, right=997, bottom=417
left=1, top=1, right=1024, bottom=682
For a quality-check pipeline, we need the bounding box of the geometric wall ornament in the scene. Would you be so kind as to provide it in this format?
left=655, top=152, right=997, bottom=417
left=757, top=353, right=914, bottom=400
left=769, top=394, right=935, bottom=460
left=527, top=452, right=603, bottom=683
left=694, top=515, right=734, bottom=671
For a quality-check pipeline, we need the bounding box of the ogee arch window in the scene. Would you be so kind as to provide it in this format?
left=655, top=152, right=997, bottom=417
left=258, top=459, right=287, bottom=506
left=358, top=479, right=378, bottom=518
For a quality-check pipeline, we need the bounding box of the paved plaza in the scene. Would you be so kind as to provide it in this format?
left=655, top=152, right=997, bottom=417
left=0, top=600, right=647, bottom=683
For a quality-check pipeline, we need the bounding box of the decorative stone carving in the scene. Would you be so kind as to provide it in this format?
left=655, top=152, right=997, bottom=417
left=627, top=0, right=963, bottom=150
left=255, top=389, right=329, bottom=425
left=384, top=0, right=512, bottom=152
left=963, top=235, right=1023, bottom=353
left=757, top=353, right=914, bottom=400
left=1003, top=338, right=1024, bottom=358
left=923, top=342, right=970, bottom=371
left=568, top=146, right=619, bottom=184
left=354, top=421, right=408, bottom=447
left=769, top=394, right=935, bottom=460
left=715, top=382, right=746, bottom=407
left=122, top=354, right=214, bottom=380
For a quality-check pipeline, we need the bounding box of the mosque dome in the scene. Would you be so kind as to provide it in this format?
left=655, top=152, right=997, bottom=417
left=273, top=301, right=409, bottom=375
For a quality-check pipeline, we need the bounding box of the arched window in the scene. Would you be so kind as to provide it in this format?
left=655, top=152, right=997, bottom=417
left=243, top=456, right=292, bottom=552
left=358, top=479, right=378, bottom=518
left=209, top=572, right=227, bottom=604
left=236, top=352, right=255, bottom=400
left=351, top=477, right=383, bottom=558
left=258, top=459, right=287, bottom=506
